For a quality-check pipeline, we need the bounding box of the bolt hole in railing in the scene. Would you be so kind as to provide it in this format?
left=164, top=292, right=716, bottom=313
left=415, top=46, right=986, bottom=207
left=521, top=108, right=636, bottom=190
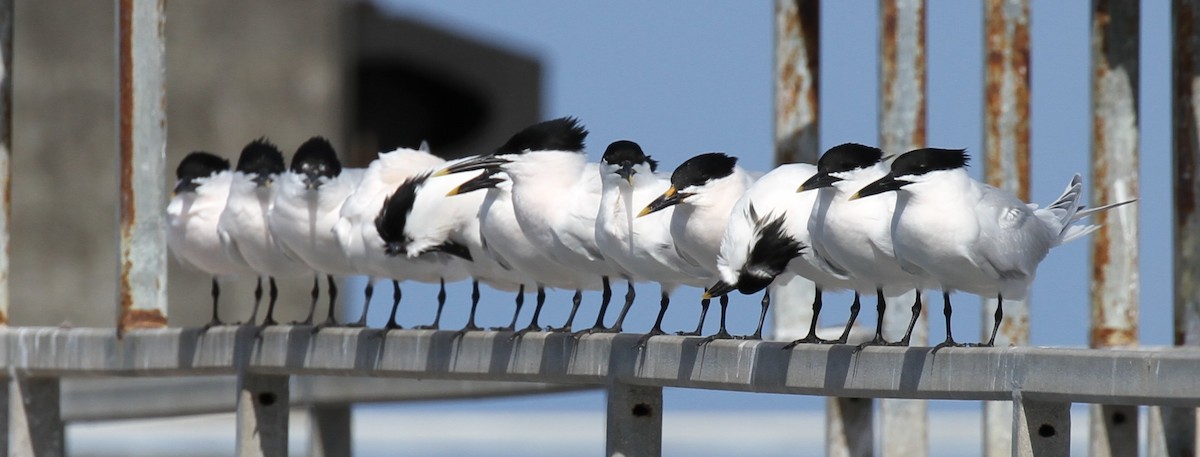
left=0, top=1, right=1190, bottom=457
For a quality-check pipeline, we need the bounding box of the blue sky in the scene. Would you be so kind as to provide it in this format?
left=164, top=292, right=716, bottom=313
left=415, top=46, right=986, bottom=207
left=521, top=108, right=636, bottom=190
left=357, top=0, right=1170, bottom=451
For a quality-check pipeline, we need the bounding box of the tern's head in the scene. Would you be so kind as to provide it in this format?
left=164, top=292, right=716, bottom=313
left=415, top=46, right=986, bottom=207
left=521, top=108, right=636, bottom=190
left=375, top=173, right=473, bottom=261
left=290, top=136, right=342, bottom=190
left=601, top=140, right=658, bottom=186
left=639, top=152, right=737, bottom=217
left=174, top=151, right=230, bottom=194
left=797, top=143, right=884, bottom=192
left=852, top=148, right=970, bottom=200
left=235, top=138, right=285, bottom=188
left=433, top=116, right=588, bottom=185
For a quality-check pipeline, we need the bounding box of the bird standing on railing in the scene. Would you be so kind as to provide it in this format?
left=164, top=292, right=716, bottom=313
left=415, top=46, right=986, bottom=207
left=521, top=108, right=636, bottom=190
left=268, top=137, right=363, bottom=328
left=706, top=161, right=862, bottom=344
left=334, top=144, right=468, bottom=329
left=437, top=117, right=622, bottom=335
left=639, top=152, right=756, bottom=341
left=798, top=143, right=924, bottom=349
left=852, top=147, right=1136, bottom=350
left=594, top=140, right=710, bottom=340
left=218, top=139, right=313, bottom=326
left=168, top=151, right=256, bottom=329
left=375, top=164, right=534, bottom=333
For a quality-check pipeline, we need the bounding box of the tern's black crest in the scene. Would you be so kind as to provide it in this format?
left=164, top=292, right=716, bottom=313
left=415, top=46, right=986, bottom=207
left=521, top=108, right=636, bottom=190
left=889, top=148, right=970, bottom=177
left=817, top=143, right=884, bottom=174
left=375, top=173, right=430, bottom=256
left=602, top=140, right=659, bottom=172
left=738, top=214, right=805, bottom=294
left=670, top=152, right=738, bottom=190
left=175, top=152, right=230, bottom=193
left=291, top=136, right=343, bottom=180
left=235, top=138, right=286, bottom=177
left=495, top=117, right=588, bottom=155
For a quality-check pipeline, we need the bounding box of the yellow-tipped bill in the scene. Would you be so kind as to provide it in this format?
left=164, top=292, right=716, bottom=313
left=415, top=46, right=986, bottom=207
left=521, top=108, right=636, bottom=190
left=638, top=186, right=679, bottom=218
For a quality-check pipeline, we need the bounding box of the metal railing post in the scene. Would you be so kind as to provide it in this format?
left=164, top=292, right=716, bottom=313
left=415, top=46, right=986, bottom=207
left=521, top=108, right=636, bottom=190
left=307, top=404, right=352, bottom=457
left=982, top=1, right=1031, bottom=456
left=1013, top=393, right=1071, bottom=457
left=9, top=375, right=62, bottom=457
left=880, top=0, right=928, bottom=454
left=605, top=381, right=661, bottom=457
left=1089, top=1, right=1141, bottom=456
left=237, top=374, right=289, bottom=457
left=0, top=0, right=12, bottom=328
left=1154, top=1, right=1200, bottom=455
left=116, top=0, right=168, bottom=336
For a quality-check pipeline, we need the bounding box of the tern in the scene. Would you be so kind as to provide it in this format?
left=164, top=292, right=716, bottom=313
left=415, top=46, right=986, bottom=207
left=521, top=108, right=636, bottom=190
left=167, top=151, right=256, bottom=328
left=333, top=144, right=468, bottom=329
left=639, top=152, right=756, bottom=340
left=268, top=137, right=363, bottom=327
left=852, top=147, right=1136, bottom=349
left=705, top=162, right=861, bottom=344
left=218, top=139, right=313, bottom=326
left=437, top=117, right=620, bottom=334
left=798, top=143, right=924, bottom=348
left=595, top=140, right=710, bottom=339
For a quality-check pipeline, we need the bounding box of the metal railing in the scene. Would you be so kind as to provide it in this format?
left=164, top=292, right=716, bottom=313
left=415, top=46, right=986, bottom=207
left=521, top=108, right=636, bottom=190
left=0, top=0, right=1188, bottom=456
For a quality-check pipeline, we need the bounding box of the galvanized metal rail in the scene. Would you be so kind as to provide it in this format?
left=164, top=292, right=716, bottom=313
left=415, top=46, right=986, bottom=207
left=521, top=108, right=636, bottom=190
left=4, top=326, right=1200, bottom=455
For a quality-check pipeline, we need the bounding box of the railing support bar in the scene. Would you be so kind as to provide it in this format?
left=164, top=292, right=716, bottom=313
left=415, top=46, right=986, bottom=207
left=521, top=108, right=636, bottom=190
left=9, top=375, right=61, bottom=457
left=605, top=381, right=661, bottom=457
left=307, top=404, right=351, bottom=457
left=1012, top=394, right=1070, bottom=457
left=827, top=397, right=873, bottom=457
left=236, top=374, right=289, bottom=457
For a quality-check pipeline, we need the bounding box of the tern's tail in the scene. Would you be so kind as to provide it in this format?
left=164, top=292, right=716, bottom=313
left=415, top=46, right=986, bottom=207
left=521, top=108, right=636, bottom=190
left=1041, top=173, right=1137, bottom=246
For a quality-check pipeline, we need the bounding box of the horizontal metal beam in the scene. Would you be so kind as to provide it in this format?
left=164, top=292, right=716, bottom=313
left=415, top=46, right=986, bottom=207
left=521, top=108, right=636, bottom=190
left=1, top=327, right=1197, bottom=407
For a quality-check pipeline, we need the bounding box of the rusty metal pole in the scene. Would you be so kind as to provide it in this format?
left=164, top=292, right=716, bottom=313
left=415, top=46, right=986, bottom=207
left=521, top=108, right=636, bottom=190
left=981, top=1, right=1030, bottom=456
left=1152, top=1, right=1200, bottom=455
left=773, top=2, right=875, bottom=456
left=0, top=0, right=12, bottom=328
left=879, top=0, right=927, bottom=455
left=116, top=0, right=168, bottom=336
left=1089, top=1, right=1141, bottom=456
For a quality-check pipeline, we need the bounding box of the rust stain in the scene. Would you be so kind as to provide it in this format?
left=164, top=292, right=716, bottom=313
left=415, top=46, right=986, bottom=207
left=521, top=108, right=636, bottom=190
left=913, top=0, right=926, bottom=149
left=881, top=0, right=898, bottom=129
left=119, top=0, right=136, bottom=232
left=1174, top=0, right=1200, bottom=347
left=119, top=309, right=167, bottom=333
left=799, top=0, right=820, bottom=118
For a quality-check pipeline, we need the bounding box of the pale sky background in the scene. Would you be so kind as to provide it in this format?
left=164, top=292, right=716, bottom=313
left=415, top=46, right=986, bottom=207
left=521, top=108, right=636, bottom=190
left=337, top=1, right=1171, bottom=455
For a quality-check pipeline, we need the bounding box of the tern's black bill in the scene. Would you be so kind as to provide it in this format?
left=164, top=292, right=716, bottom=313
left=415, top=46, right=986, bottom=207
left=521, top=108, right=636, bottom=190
left=448, top=170, right=505, bottom=196
left=638, top=187, right=686, bottom=217
left=703, top=281, right=737, bottom=299
left=302, top=173, right=323, bottom=191
left=174, top=180, right=198, bottom=194
left=851, top=173, right=910, bottom=200
left=797, top=172, right=842, bottom=192
left=252, top=173, right=273, bottom=187
left=616, top=162, right=636, bottom=185
left=435, top=156, right=511, bottom=177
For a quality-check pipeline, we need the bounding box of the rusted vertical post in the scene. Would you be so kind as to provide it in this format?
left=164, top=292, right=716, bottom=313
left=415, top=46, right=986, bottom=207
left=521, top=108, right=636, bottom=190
left=117, top=0, right=168, bottom=335
left=879, top=0, right=927, bottom=455
left=1154, top=0, right=1200, bottom=455
left=982, top=1, right=1030, bottom=456
left=0, top=0, right=12, bottom=328
left=1089, top=1, right=1141, bottom=456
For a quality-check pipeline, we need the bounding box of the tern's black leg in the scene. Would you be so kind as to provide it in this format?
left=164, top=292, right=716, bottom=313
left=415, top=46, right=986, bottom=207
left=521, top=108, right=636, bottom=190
left=203, top=277, right=224, bottom=330
left=932, top=291, right=967, bottom=352
left=855, top=288, right=891, bottom=351
left=247, top=277, right=264, bottom=325
left=982, top=293, right=1003, bottom=347
left=889, top=289, right=923, bottom=347
left=514, top=286, right=548, bottom=338
left=461, top=280, right=483, bottom=332
left=677, top=296, right=712, bottom=336
left=348, top=280, right=374, bottom=328
left=701, top=295, right=734, bottom=344
left=606, top=280, right=638, bottom=334
left=261, top=277, right=280, bottom=327
left=494, top=284, right=525, bottom=331
left=784, top=288, right=827, bottom=348
left=745, top=290, right=771, bottom=340
left=635, top=290, right=672, bottom=348
left=579, top=277, right=617, bottom=334
left=833, top=293, right=862, bottom=344
left=416, top=278, right=448, bottom=330
left=550, top=289, right=585, bottom=332
left=295, top=275, right=320, bottom=326
left=385, top=280, right=403, bottom=330
left=316, top=275, right=340, bottom=330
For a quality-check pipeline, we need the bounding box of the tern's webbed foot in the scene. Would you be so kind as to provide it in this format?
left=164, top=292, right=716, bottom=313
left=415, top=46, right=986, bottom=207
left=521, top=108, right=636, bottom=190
left=854, top=335, right=891, bottom=352
left=489, top=324, right=516, bottom=332
left=510, top=324, right=545, bottom=340
left=545, top=325, right=573, bottom=333
left=413, top=324, right=439, bottom=330
left=699, top=330, right=735, bottom=345
left=574, top=325, right=618, bottom=337
left=634, top=329, right=667, bottom=349
left=931, top=338, right=969, bottom=353
left=675, top=330, right=702, bottom=337
left=782, top=334, right=833, bottom=349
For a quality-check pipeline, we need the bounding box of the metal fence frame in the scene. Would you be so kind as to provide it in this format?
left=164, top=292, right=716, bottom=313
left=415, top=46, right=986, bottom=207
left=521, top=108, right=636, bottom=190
left=0, top=0, right=1187, bottom=456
